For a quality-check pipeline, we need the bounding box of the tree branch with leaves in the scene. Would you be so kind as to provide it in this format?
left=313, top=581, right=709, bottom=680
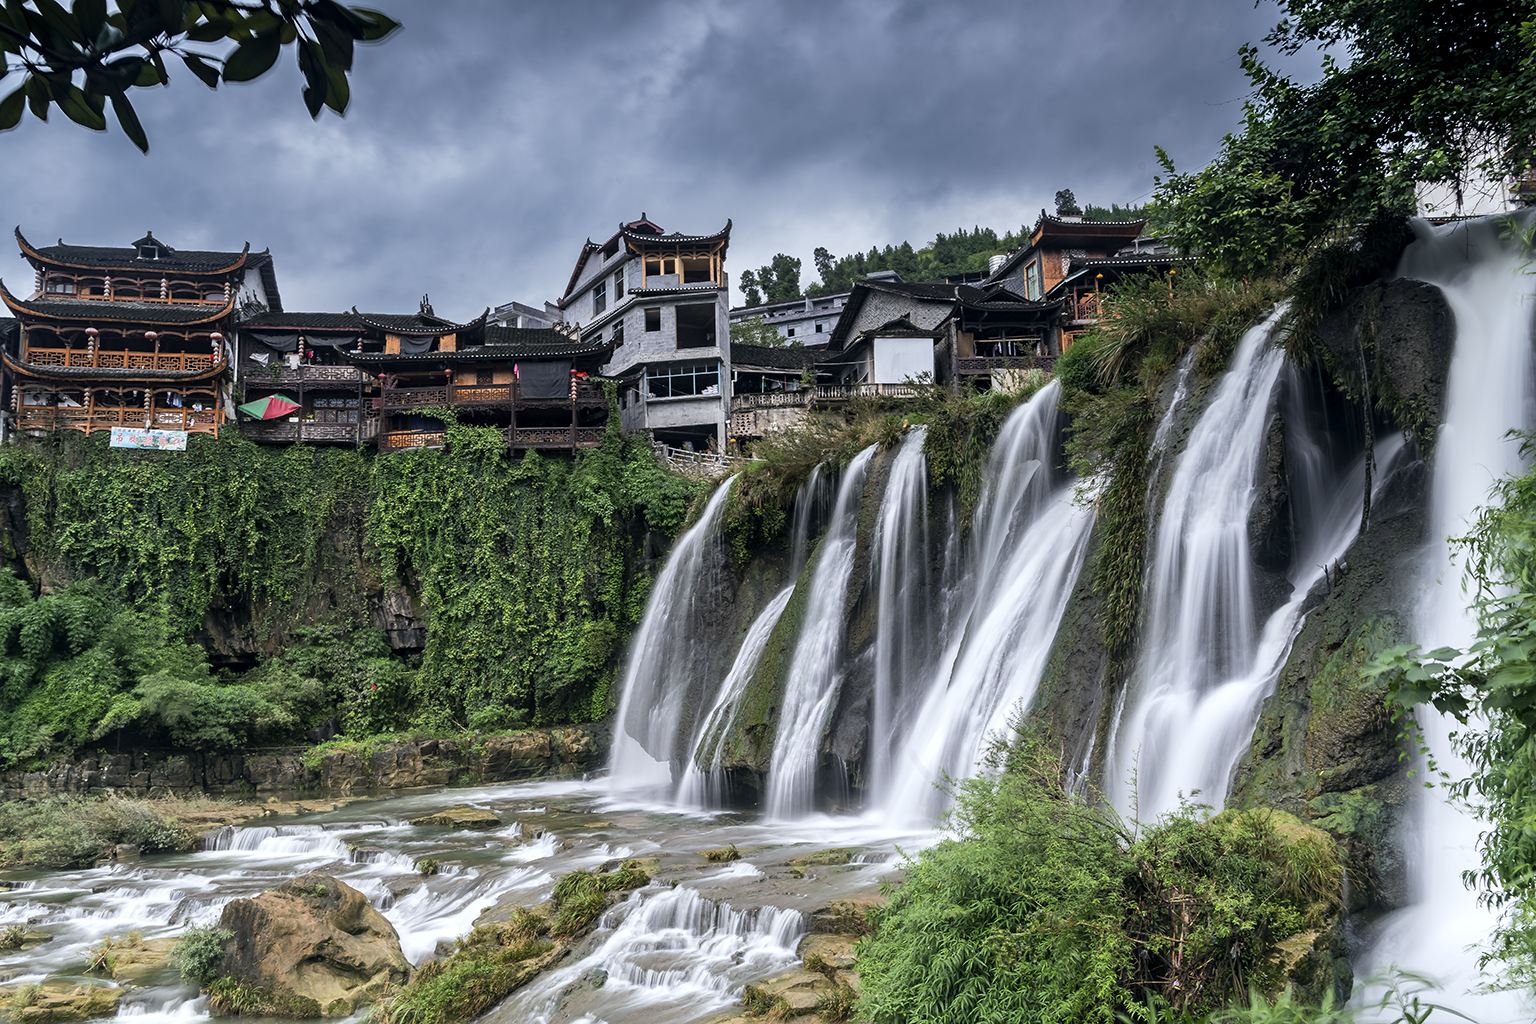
left=0, top=0, right=399, bottom=152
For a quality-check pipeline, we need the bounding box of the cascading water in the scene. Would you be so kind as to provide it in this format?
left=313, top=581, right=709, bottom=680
left=608, top=479, right=735, bottom=793
left=1353, top=214, right=1536, bottom=1022
left=765, top=446, right=877, bottom=819
left=866, top=426, right=931, bottom=802
left=881, top=381, right=1095, bottom=824
left=1105, top=311, right=1404, bottom=821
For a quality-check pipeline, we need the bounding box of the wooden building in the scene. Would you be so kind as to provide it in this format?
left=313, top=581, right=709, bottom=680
left=337, top=300, right=616, bottom=452
left=1, top=229, right=278, bottom=438
left=235, top=311, right=375, bottom=447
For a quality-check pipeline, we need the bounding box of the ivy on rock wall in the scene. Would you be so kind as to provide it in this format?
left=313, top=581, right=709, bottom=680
left=0, top=422, right=701, bottom=764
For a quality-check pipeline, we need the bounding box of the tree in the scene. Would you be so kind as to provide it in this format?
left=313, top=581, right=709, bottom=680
left=738, top=252, right=802, bottom=307
left=1054, top=188, right=1080, bottom=216
left=1153, top=0, right=1536, bottom=280
left=728, top=314, right=791, bottom=349
left=0, top=1, right=400, bottom=152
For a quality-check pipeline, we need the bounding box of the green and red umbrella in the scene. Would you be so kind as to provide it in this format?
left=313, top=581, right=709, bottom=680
left=238, top=394, right=301, bottom=419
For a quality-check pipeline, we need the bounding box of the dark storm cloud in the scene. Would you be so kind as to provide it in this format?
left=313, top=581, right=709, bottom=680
left=0, top=0, right=1316, bottom=316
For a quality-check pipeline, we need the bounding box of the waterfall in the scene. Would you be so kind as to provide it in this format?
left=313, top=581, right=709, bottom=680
left=1354, top=213, right=1536, bottom=1022
left=881, top=381, right=1095, bottom=825
left=867, top=426, right=931, bottom=803
left=765, top=446, right=877, bottom=818
left=1105, top=312, right=1400, bottom=822
left=678, top=585, right=797, bottom=807
left=609, top=479, right=736, bottom=793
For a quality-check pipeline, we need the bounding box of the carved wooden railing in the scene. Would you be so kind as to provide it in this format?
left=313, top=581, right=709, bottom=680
left=18, top=405, right=221, bottom=434
left=24, top=347, right=219, bottom=372
left=378, top=425, right=604, bottom=452
left=375, top=381, right=605, bottom=412
left=241, top=364, right=367, bottom=386
left=954, top=355, right=1057, bottom=375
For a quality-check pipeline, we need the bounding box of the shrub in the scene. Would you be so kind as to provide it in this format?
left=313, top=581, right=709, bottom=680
left=168, top=924, right=233, bottom=985
left=0, top=923, right=26, bottom=949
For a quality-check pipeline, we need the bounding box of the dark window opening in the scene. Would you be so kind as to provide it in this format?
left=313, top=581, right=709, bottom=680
left=46, top=281, right=76, bottom=294
left=310, top=396, right=361, bottom=424
left=815, top=322, right=824, bottom=333
left=787, top=328, right=796, bottom=338
left=644, top=308, right=662, bottom=332
left=613, top=320, right=625, bottom=346
left=681, top=257, right=713, bottom=284
left=646, top=361, right=720, bottom=398
left=600, top=239, right=619, bottom=260
left=593, top=280, right=607, bottom=316
left=614, top=270, right=624, bottom=299
left=676, top=303, right=715, bottom=349
left=138, top=245, right=159, bottom=260
left=476, top=369, right=494, bottom=385
left=645, top=259, right=662, bottom=277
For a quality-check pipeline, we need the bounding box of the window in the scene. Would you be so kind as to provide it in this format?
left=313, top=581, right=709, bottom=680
left=815, top=322, right=824, bottom=333
left=644, top=258, right=677, bottom=278
left=787, top=328, right=796, bottom=338
left=311, top=396, right=361, bottom=424
left=476, top=369, right=494, bottom=385
left=614, top=270, right=624, bottom=299
left=646, top=361, right=720, bottom=398
left=1025, top=260, right=1041, bottom=300
left=644, top=308, right=662, bottom=332
left=676, top=303, right=715, bottom=348
left=45, top=281, right=76, bottom=295
left=593, top=280, right=607, bottom=316
left=612, top=320, right=625, bottom=346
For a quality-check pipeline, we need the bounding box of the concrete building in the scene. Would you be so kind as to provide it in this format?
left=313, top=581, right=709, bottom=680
left=727, top=290, right=852, bottom=344
left=557, top=215, right=732, bottom=449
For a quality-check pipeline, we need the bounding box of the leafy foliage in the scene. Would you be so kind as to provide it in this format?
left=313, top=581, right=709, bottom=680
left=856, top=742, right=1341, bottom=1024
left=168, top=924, right=232, bottom=985
left=0, top=1, right=400, bottom=152
left=739, top=254, right=803, bottom=307
left=730, top=314, right=795, bottom=348
left=0, top=795, right=195, bottom=867
left=1152, top=0, right=1536, bottom=280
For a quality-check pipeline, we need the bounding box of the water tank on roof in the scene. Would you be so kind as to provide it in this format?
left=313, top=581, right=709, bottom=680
left=988, top=254, right=1007, bottom=274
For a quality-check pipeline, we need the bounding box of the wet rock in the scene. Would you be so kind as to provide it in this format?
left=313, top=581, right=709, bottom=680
left=796, top=933, right=857, bottom=970
left=787, top=848, right=858, bottom=867
left=408, top=806, right=501, bottom=829
left=369, top=586, right=427, bottom=652
left=216, top=873, right=410, bottom=1017
left=0, top=981, right=121, bottom=1022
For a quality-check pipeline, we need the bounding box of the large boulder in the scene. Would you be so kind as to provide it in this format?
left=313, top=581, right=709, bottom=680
left=216, top=873, right=410, bottom=1017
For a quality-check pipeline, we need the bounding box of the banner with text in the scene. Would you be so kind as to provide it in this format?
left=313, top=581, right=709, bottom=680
left=109, top=427, right=189, bottom=451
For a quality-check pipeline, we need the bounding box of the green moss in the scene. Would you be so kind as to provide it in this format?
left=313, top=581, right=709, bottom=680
left=206, top=980, right=322, bottom=1019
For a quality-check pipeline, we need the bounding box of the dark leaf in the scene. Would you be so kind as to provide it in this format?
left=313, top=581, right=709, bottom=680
left=110, top=90, right=147, bottom=152
left=134, top=58, right=162, bottom=87
left=349, top=7, right=401, bottom=42
left=312, top=19, right=354, bottom=70
left=184, top=16, right=235, bottom=43
left=0, top=85, right=24, bottom=130
left=301, top=82, right=323, bottom=119
left=322, top=63, right=349, bottom=115
left=72, top=0, right=107, bottom=40
left=24, top=75, right=49, bottom=121
left=179, top=51, right=219, bottom=89
left=221, top=32, right=280, bottom=83
left=34, top=0, right=86, bottom=46
left=154, top=0, right=181, bottom=30
left=59, top=83, right=106, bottom=129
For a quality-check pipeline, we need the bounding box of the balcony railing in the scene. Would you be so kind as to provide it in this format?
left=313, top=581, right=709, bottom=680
left=728, top=383, right=919, bottom=413
left=24, top=347, right=220, bottom=373
left=374, top=381, right=606, bottom=412
left=378, top=425, right=606, bottom=453
left=241, top=364, right=367, bottom=386
left=955, top=355, right=1057, bottom=375
left=239, top=420, right=379, bottom=444
left=18, top=405, right=221, bottom=434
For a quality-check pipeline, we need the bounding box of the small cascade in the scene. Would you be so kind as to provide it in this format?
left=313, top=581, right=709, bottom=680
left=788, top=462, right=829, bottom=577
left=491, top=884, right=805, bottom=1024
left=1354, top=214, right=1536, bottom=1022
left=765, top=446, right=877, bottom=818
left=1105, top=314, right=1289, bottom=818
left=678, top=584, right=796, bottom=807
left=867, top=426, right=930, bottom=802
left=608, top=479, right=736, bottom=793
left=882, top=381, right=1095, bottom=824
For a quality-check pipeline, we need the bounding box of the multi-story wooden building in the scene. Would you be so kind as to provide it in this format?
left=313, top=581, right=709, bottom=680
left=1, top=229, right=278, bottom=438
left=558, top=216, right=732, bottom=449
left=336, top=300, right=615, bottom=452
left=235, top=310, right=375, bottom=447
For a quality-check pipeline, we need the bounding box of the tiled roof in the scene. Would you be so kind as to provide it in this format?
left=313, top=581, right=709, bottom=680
left=621, top=220, right=731, bottom=248
left=0, top=283, right=236, bottom=325
left=731, top=342, right=826, bottom=371
left=346, top=326, right=613, bottom=363
left=352, top=308, right=489, bottom=335
left=238, top=311, right=359, bottom=330
left=17, top=228, right=253, bottom=274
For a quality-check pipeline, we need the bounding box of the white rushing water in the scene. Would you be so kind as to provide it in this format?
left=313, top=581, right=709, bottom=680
left=1354, top=213, right=1536, bottom=1022
left=765, top=446, right=877, bottom=818
left=881, top=381, right=1095, bottom=825
left=608, top=479, right=735, bottom=793
left=867, top=427, right=931, bottom=804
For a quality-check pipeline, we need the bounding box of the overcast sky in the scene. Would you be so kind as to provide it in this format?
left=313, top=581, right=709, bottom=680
left=0, top=0, right=1322, bottom=318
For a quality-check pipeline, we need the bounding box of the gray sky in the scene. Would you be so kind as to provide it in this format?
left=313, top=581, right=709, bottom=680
left=0, top=0, right=1318, bottom=319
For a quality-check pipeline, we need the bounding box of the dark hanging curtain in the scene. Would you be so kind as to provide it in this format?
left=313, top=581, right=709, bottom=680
left=400, top=334, right=436, bottom=355
left=519, top=359, right=572, bottom=398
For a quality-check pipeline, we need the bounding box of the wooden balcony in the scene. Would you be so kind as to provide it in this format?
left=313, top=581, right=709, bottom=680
left=954, top=355, right=1057, bottom=375
left=379, top=425, right=606, bottom=453
left=241, top=364, right=368, bottom=387
left=374, top=381, right=607, bottom=412
left=23, top=347, right=220, bottom=373
left=18, top=404, right=221, bottom=435
left=728, top=383, right=919, bottom=414
left=239, top=419, right=379, bottom=445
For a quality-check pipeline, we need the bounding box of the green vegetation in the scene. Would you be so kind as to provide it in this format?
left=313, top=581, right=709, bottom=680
left=730, top=315, right=794, bottom=348
left=855, top=742, right=1343, bottom=1024
left=0, top=795, right=196, bottom=868
left=1367, top=432, right=1536, bottom=986
left=0, top=424, right=702, bottom=766
left=549, top=859, right=651, bottom=938
left=740, top=254, right=804, bottom=307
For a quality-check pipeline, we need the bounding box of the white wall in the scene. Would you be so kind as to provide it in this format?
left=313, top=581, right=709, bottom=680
left=872, top=336, right=933, bottom=384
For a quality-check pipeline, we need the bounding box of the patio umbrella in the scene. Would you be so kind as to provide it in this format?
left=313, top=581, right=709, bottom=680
left=238, top=394, right=301, bottom=419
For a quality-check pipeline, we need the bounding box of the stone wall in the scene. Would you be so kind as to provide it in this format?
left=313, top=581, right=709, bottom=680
left=0, top=725, right=609, bottom=801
